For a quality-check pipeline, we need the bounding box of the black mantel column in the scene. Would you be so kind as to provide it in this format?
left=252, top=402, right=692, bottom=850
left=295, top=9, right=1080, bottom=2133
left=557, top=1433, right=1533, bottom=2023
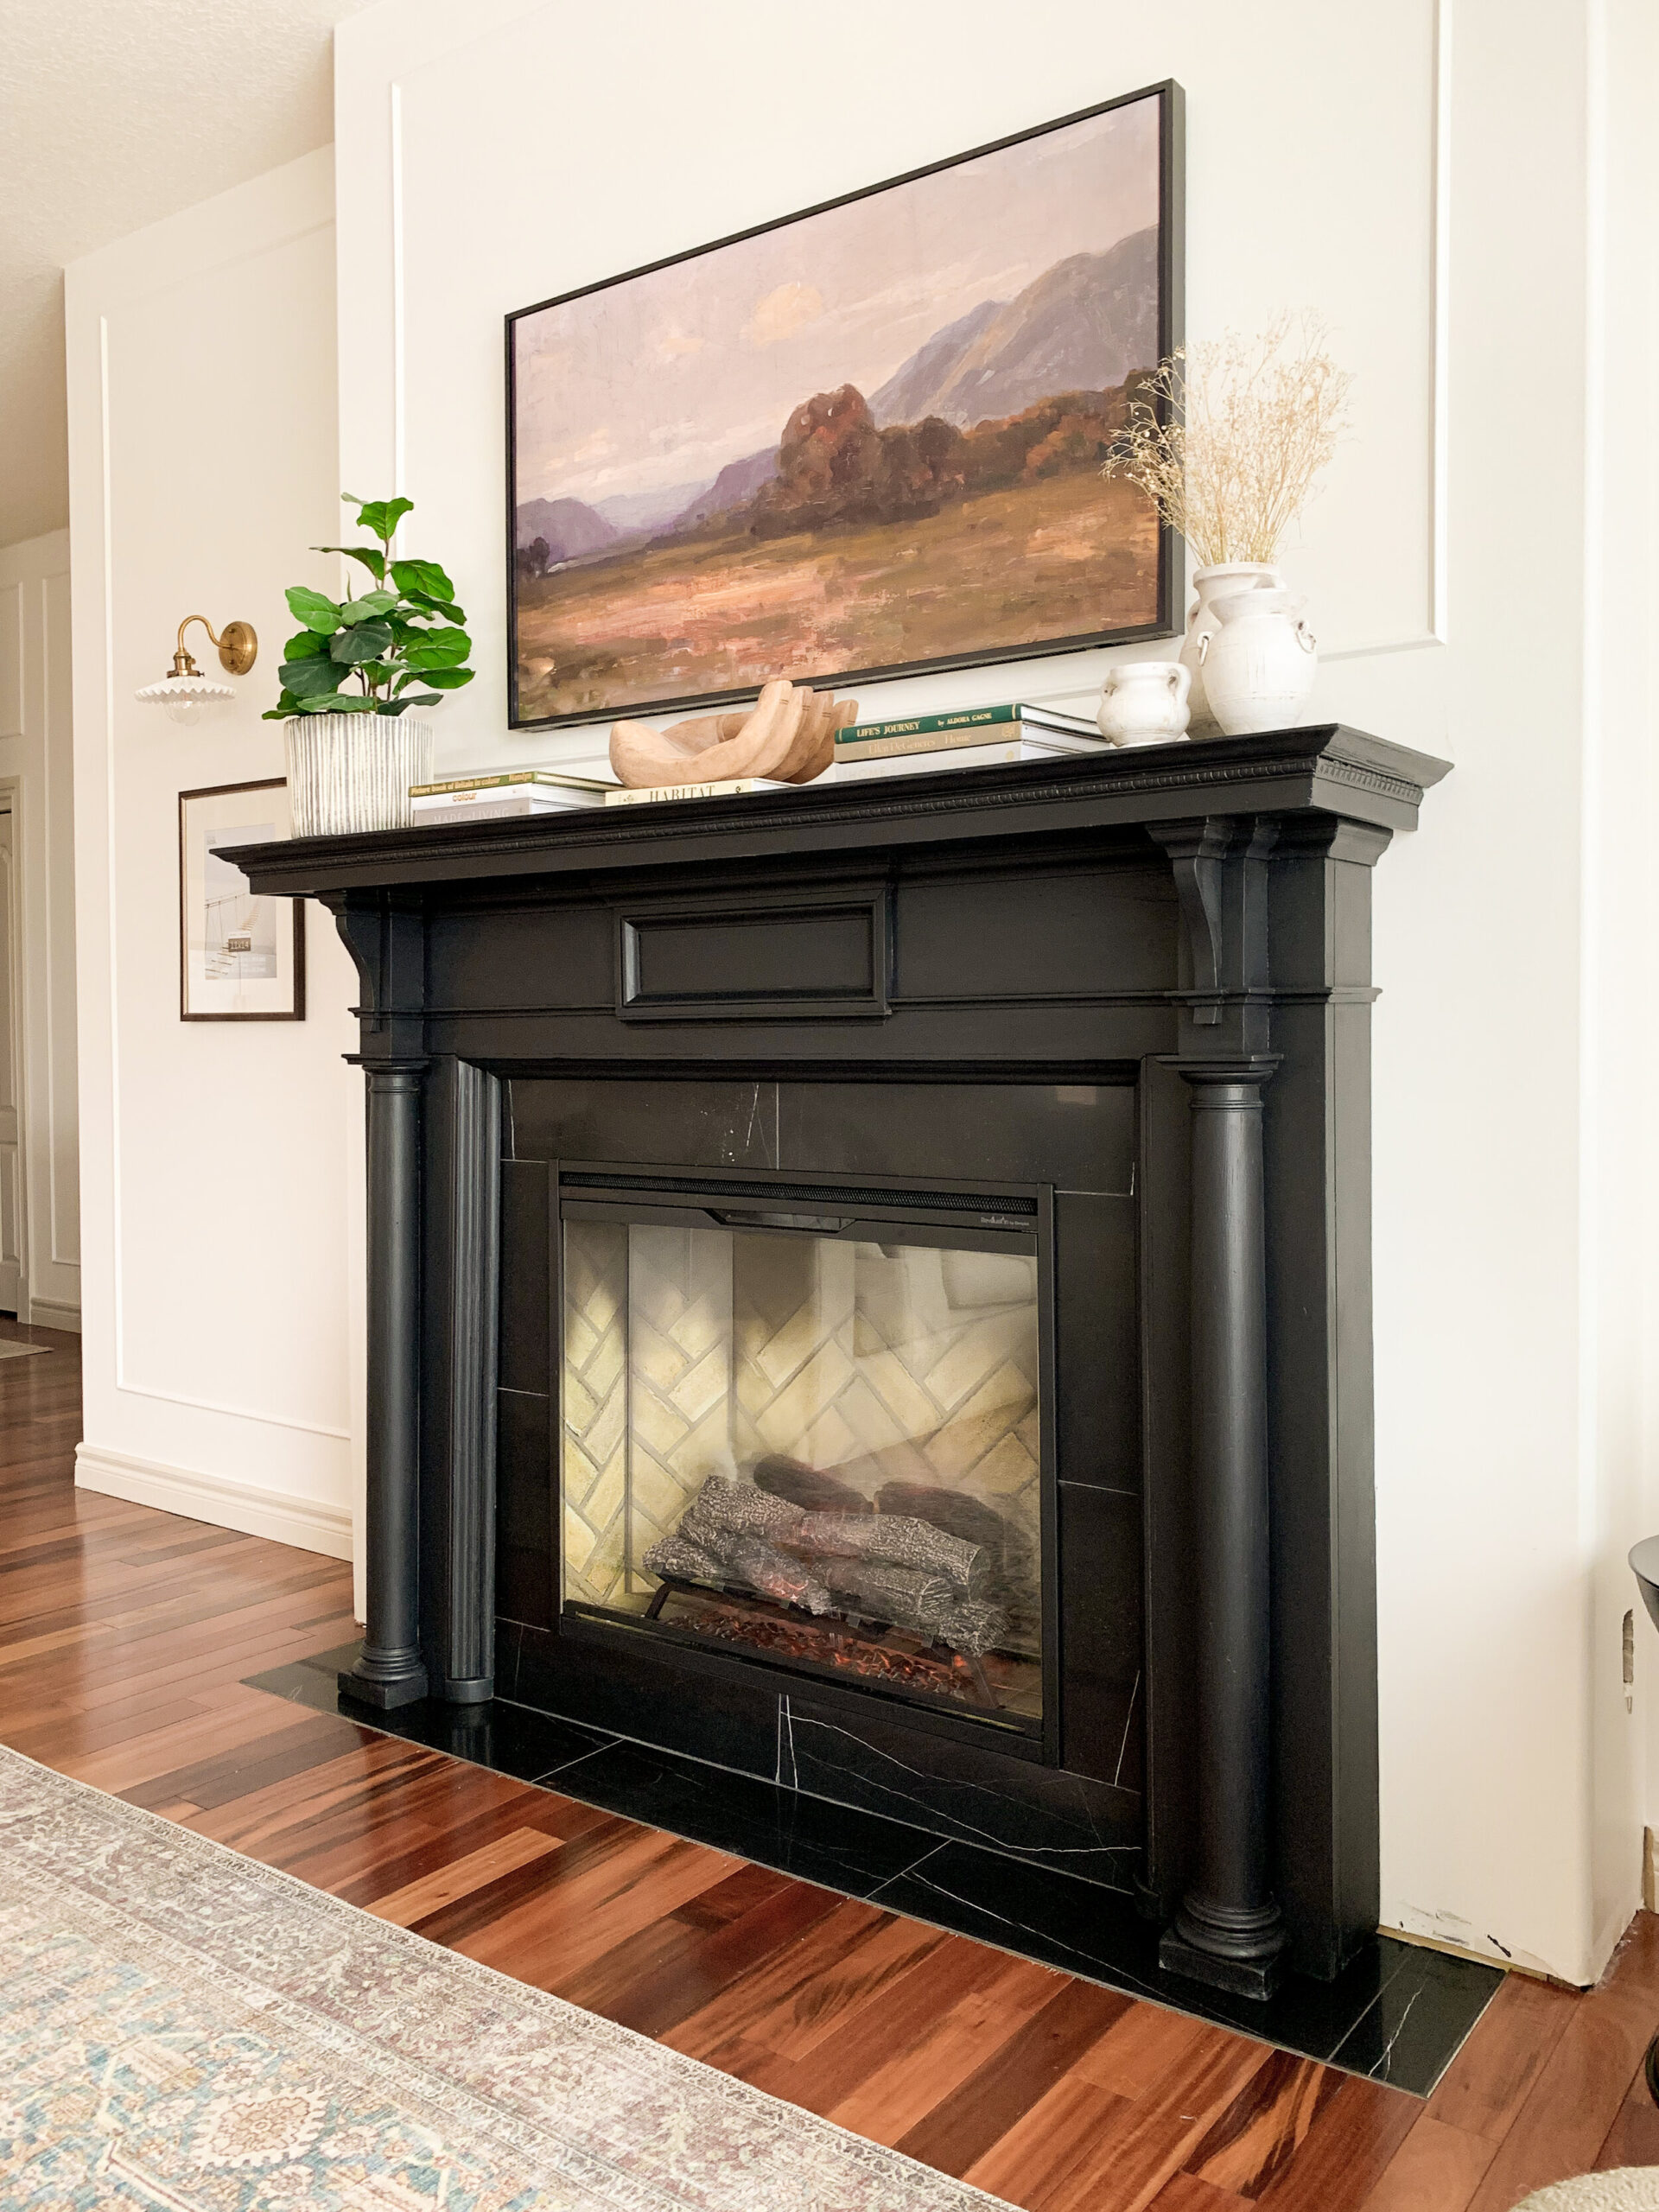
left=340, top=1057, right=429, bottom=1711
left=1159, top=1058, right=1287, bottom=1999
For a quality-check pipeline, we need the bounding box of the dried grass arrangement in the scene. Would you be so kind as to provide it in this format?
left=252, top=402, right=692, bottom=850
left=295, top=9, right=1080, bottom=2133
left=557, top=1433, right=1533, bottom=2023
left=1103, top=314, right=1353, bottom=566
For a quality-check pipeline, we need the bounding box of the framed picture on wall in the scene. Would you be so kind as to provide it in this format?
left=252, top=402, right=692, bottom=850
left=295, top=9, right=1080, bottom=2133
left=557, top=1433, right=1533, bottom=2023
left=178, top=780, right=305, bottom=1021
left=505, top=79, right=1183, bottom=729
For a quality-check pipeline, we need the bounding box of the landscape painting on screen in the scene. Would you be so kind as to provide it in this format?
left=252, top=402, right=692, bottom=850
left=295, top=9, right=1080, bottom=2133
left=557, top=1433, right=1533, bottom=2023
left=507, top=86, right=1177, bottom=728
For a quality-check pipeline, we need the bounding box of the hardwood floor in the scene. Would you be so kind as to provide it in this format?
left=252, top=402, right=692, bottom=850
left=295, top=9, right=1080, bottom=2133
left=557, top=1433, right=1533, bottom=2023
left=3, top=1320, right=1658, bottom=2209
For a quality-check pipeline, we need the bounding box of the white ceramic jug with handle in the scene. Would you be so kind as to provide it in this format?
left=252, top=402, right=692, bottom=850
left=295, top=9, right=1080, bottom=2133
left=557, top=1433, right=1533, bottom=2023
left=1180, top=562, right=1281, bottom=733
left=1196, top=588, right=1318, bottom=734
left=1096, top=660, right=1192, bottom=747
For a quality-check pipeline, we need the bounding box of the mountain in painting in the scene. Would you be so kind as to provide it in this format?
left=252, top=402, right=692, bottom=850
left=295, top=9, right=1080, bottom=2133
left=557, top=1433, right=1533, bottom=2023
left=869, top=227, right=1159, bottom=430
left=514, top=496, right=620, bottom=560
left=671, top=446, right=779, bottom=528
left=593, top=480, right=712, bottom=535
left=868, top=299, right=1003, bottom=426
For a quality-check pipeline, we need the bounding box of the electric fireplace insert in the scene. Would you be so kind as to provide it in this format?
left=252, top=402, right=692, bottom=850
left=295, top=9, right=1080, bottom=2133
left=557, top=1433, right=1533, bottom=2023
left=556, top=1163, right=1053, bottom=1738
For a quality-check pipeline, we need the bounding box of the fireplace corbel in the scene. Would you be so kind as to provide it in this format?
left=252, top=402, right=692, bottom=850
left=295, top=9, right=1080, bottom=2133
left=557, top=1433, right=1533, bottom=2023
left=231, top=726, right=1447, bottom=1996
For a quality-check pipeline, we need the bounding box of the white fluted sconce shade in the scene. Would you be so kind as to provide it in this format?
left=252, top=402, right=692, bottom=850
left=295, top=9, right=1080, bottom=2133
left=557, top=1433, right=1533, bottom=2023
left=135, top=672, right=238, bottom=727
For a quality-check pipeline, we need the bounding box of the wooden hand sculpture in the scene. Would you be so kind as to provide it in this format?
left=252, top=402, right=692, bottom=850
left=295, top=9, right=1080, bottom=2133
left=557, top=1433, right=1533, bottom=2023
left=609, top=678, right=856, bottom=789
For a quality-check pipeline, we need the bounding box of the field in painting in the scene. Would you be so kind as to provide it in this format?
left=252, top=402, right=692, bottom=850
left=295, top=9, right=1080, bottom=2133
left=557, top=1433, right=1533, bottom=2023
left=514, top=472, right=1157, bottom=723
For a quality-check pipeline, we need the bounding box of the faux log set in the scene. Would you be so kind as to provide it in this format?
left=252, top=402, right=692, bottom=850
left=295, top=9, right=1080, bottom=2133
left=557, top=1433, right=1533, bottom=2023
left=642, top=1472, right=1012, bottom=1657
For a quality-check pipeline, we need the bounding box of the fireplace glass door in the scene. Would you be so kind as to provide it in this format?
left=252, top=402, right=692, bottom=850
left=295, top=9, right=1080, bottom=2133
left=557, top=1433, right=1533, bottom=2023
left=557, top=1169, right=1049, bottom=1728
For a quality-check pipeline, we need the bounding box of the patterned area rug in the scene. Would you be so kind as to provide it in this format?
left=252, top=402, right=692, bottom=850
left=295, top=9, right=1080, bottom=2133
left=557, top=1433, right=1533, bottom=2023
left=0, top=1745, right=1013, bottom=2209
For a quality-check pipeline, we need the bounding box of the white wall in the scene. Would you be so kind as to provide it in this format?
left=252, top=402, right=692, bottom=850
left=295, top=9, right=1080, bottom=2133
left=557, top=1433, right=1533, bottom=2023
left=65, top=148, right=361, bottom=1562
left=0, top=526, right=80, bottom=1327
left=328, top=0, right=1659, bottom=1981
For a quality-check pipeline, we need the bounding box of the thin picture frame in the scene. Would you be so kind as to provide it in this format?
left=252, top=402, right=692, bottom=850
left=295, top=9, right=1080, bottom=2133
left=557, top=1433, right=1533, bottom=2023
left=505, top=79, right=1185, bottom=732
left=178, top=779, right=305, bottom=1022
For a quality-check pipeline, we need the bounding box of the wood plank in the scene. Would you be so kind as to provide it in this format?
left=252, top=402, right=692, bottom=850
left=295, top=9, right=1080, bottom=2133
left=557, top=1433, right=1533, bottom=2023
left=561, top=1868, right=849, bottom=2040
left=1465, top=1916, right=1659, bottom=2211
left=740, top=1933, right=1023, bottom=2124
left=1425, top=1969, right=1579, bottom=2142
left=1249, top=2075, right=1423, bottom=2211
left=1146, top=2178, right=1249, bottom=2211
left=1595, top=2053, right=1659, bottom=2170
left=1356, top=2115, right=1496, bottom=2212
left=1182, top=2050, right=1341, bottom=2199
left=893, top=1979, right=1134, bottom=2180
left=989, top=2021, right=1270, bottom=2212
left=824, top=1955, right=1062, bottom=2146
left=365, top=1827, right=568, bottom=1926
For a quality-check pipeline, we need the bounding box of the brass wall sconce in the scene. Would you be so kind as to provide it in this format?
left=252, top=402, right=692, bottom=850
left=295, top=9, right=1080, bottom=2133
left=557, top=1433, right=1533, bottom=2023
left=136, top=615, right=259, bottom=726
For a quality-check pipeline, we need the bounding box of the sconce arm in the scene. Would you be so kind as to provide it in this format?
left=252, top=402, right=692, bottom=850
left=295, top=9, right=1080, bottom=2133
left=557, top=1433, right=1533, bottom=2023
left=170, top=615, right=258, bottom=678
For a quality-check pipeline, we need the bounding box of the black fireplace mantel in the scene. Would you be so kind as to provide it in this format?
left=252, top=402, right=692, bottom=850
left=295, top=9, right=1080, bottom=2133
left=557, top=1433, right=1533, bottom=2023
left=232, top=722, right=1448, bottom=1997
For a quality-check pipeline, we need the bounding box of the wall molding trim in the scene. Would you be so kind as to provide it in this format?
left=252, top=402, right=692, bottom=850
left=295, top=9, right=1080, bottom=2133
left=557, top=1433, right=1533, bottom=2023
left=28, top=1297, right=80, bottom=1332
left=74, top=1442, right=353, bottom=1561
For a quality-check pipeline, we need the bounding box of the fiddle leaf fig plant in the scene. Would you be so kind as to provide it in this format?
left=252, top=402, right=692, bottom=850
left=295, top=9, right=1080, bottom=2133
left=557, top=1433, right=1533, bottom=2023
left=263, top=493, right=475, bottom=720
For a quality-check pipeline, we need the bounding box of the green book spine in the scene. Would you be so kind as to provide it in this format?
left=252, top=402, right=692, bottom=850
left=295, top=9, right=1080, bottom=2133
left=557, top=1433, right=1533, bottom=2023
left=834, top=702, right=1017, bottom=749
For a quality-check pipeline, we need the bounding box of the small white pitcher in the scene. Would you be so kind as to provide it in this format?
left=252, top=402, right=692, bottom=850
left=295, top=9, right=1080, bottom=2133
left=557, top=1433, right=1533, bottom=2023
left=1096, top=660, right=1192, bottom=747
left=1196, top=588, right=1318, bottom=735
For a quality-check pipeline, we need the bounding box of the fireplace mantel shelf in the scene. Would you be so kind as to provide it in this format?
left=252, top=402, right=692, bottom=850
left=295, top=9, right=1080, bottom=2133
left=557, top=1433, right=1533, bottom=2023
left=229, top=724, right=1449, bottom=899
left=227, top=720, right=1448, bottom=2002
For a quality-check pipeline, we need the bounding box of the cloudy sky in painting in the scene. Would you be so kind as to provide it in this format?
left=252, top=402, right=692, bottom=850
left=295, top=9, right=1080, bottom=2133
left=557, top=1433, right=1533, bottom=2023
left=512, top=94, right=1160, bottom=508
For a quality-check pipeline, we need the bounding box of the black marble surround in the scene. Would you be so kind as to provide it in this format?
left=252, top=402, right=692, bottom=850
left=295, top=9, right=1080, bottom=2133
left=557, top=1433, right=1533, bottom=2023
left=250, top=1637, right=1500, bottom=2096
left=230, top=728, right=1452, bottom=2003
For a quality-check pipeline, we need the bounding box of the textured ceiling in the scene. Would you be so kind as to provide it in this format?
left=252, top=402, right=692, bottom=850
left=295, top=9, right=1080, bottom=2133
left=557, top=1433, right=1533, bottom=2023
left=0, top=0, right=375, bottom=549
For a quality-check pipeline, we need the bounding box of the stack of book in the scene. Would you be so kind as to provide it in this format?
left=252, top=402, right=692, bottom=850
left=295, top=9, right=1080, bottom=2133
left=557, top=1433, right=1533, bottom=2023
left=410, top=770, right=616, bottom=820
left=829, top=702, right=1104, bottom=780
left=410, top=766, right=798, bottom=822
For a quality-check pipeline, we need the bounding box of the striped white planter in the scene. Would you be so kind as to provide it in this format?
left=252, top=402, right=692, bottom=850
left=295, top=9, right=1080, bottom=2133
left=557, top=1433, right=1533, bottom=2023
left=283, top=714, right=434, bottom=837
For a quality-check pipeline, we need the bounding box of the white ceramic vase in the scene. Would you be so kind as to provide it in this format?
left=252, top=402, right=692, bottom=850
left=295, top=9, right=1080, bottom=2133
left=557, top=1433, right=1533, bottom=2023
left=1196, top=588, right=1319, bottom=735
left=1096, top=660, right=1192, bottom=747
left=284, top=714, right=435, bottom=837
left=1179, top=563, right=1282, bottom=734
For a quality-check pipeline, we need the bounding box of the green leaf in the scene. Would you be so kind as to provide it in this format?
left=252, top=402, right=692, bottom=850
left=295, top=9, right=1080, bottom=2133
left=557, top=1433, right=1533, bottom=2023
left=403, top=588, right=466, bottom=623
left=281, top=655, right=344, bottom=697
left=329, top=620, right=395, bottom=665
left=394, top=694, right=444, bottom=711
left=285, top=585, right=342, bottom=633
left=313, top=543, right=387, bottom=582
left=261, top=690, right=306, bottom=721
left=391, top=558, right=454, bottom=602
left=354, top=496, right=415, bottom=543
left=340, top=589, right=399, bottom=620
left=283, top=628, right=327, bottom=660
left=300, top=690, right=378, bottom=714
left=395, top=664, right=473, bottom=692
left=398, top=626, right=471, bottom=671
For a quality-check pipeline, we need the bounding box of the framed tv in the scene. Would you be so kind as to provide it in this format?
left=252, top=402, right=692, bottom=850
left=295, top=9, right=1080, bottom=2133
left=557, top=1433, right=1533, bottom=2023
left=505, top=80, right=1183, bottom=730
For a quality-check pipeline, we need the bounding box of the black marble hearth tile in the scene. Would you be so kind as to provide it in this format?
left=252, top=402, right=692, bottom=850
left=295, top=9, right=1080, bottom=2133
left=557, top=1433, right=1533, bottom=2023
left=498, top=1159, right=552, bottom=1395
left=246, top=1643, right=615, bottom=1783
left=1056, top=1484, right=1144, bottom=1796
left=495, top=1619, right=524, bottom=1702
left=861, top=1845, right=1463, bottom=2082
left=514, top=1625, right=779, bottom=1781
left=783, top=1699, right=1141, bottom=1890
left=539, top=1737, right=943, bottom=1899
left=1325, top=1938, right=1503, bottom=2094
left=245, top=1644, right=1498, bottom=2094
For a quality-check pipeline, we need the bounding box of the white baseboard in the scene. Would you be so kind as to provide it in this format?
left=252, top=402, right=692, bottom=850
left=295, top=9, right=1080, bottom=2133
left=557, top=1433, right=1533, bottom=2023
left=27, top=1298, right=81, bottom=1332
left=74, top=1443, right=353, bottom=1561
